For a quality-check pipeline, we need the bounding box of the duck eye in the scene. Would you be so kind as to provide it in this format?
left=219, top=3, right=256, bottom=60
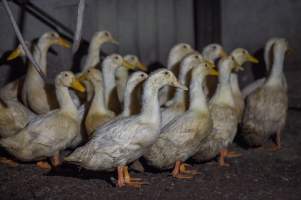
left=231, top=57, right=235, bottom=61
left=64, top=73, right=68, bottom=77
left=183, top=45, right=187, bottom=49
left=140, top=74, right=144, bottom=77
left=104, top=32, right=109, bottom=37
left=242, top=51, right=246, bottom=54
left=205, top=64, right=208, bottom=68
left=194, top=55, right=199, bottom=59
left=164, top=71, right=169, bottom=76
left=212, top=46, right=217, bottom=50
left=114, top=56, right=119, bottom=60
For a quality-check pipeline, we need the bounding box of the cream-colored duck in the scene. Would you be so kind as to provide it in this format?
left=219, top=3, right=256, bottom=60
left=241, top=39, right=288, bottom=149
left=22, top=32, right=71, bottom=114
left=242, top=38, right=287, bottom=98
left=65, top=69, right=187, bottom=188
left=230, top=48, right=259, bottom=121
left=116, top=55, right=146, bottom=103
left=202, top=43, right=227, bottom=62
left=80, top=68, right=115, bottom=135
left=193, top=56, right=240, bottom=166
left=159, top=43, right=194, bottom=105
left=0, top=71, right=85, bottom=169
left=102, top=54, right=135, bottom=114
left=144, top=63, right=218, bottom=178
left=81, top=31, right=118, bottom=72
left=160, top=52, right=204, bottom=128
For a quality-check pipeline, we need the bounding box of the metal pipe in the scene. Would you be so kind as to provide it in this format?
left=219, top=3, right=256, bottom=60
left=72, top=0, right=86, bottom=54
left=2, top=0, right=46, bottom=80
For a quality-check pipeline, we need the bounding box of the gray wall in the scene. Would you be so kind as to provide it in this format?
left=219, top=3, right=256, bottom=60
left=221, top=0, right=301, bottom=105
left=0, top=0, right=194, bottom=85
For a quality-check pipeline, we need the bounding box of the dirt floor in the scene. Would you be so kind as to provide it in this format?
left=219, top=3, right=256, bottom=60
left=0, top=110, right=301, bottom=200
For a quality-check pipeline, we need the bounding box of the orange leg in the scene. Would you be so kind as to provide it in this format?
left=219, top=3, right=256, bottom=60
left=270, top=129, right=282, bottom=151
left=36, top=161, right=51, bottom=170
left=219, top=149, right=230, bottom=167
left=171, top=161, right=194, bottom=179
left=0, top=157, right=18, bottom=167
left=224, top=150, right=241, bottom=158
left=116, top=166, right=125, bottom=188
left=50, top=152, right=61, bottom=167
left=123, top=166, right=148, bottom=188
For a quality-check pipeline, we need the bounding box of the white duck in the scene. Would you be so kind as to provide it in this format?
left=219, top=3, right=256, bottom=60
left=159, top=43, right=194, bottom=105
left=193, top=56, right=240, bottom=166
left=144, top=62, right=218, bottom=178
left=116, top=55, right=146, bottom=103
left=241, top=39, right=289, bottom=150
left=65, top=69, right=187, bottom=188
left=101, top=54, right=135, bottom=114
left=230, top=48, right=259, bottom=121
left=202, top=43, right=227, bottom=62
left=0, top=71, right=85, bottom=169
left=22, top=32, right=71, bottom=114
left=81, top=31, right=118, bottom=72
left=160, top=52, right=204, bottom=128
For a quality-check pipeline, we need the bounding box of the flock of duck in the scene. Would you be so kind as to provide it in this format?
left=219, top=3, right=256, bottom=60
left=0, top=31, right=289, bottom=188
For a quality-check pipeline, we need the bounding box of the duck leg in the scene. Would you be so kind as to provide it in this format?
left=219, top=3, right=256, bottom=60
left=172, top=160, right=193, bottom=179
left=36, top=161, right=51, bottom=170
left=123, top=166, right=148, bottom=188
left=179, top=163, right=200, bottom=175
left=224, top=149, right=241, bottom=158
left=50, top=152, right=61, bottom=167
left=219, top=149, right=230, bottom=167
left=0, top=157, right=18, bottom=167
left=116, top=166, right=125, bottom=188
left=270, top=129, right=282, bottom=151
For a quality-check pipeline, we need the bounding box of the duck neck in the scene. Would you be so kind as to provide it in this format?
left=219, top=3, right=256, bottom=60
left=211, top=68, right=234, bottom=107
left=83, top=80, right=93, bottom=102
left=230, top=73, right=241, bottom=95
left=82, top=38, right=106, bottom=71
left=266, top=49, right=285, bottom=86
left=140, top=81, right=160, bottom=125
left=25, top=40, right=50, bottom=86
left=121, top=81, right=135, bottom=117
left=55, top=84, right=78, bottom=118
left=188, top=74, right=208, bottom=112
left=102, top=62, right=118, bottom=107
left=89, top=79, right=108, bottom=114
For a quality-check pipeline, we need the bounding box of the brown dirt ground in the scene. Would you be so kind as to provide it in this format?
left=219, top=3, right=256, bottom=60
left=0, top=110, right=301, bottom=200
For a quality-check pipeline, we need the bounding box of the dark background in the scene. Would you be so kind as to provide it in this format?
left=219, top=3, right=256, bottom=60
left=0, top=0, right=300, bottom=108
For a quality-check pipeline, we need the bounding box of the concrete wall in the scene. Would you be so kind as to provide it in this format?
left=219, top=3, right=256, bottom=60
left=221, top=0, right=301, bottom=105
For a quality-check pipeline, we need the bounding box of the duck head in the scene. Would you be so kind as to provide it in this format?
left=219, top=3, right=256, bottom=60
left=231, top=48, right=259, bottom=71
left=103, top=54, right=135, bottom=70
left=124, top=55, right=147, bottom=71
left=168, top=43, right=194, bottom=68
left=40, top=32, right=71, bottom=48
left=92, top=31, right=118, bottom=45
left=202, top=44, right=227, bottom=62
left=7, top=41, right=30, bottom=61
left=56, top=71, right=85, bottom=92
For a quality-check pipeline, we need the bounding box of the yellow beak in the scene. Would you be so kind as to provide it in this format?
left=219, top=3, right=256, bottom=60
left=208, top=68, right=219, bottom=76
left=136, top=61, right=147, bottom=71
left=110, top=37, right=119, bottom=45
left=246, top=54, right=259, bottom=64
left=205, top=60, right=216, bottom=69
left=57, top=37, right=71, bottom=48
left=122, top=60, right=136, bottom=70
left=7, top=48, right=22, bottom=61
left=71, top=78, right=85, bottom=92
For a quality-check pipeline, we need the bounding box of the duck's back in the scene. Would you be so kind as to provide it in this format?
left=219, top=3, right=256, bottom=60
left=0, top=110, right=79, bottom=161
left=194, top=104, right=238, bottom=161
left=241, top=84, right=287, bottom=146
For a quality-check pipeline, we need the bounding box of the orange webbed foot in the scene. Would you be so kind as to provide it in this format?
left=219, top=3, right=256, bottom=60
left=36, top=161, right=51, bottom=170
left=0, top=157, right=18, bottom=167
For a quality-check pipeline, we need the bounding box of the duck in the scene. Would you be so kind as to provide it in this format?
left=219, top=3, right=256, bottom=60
left=159, top=43, right=194, bottom=105
left=192, top=56, right=240, bottom=166
left=102, top=54, right=135, bottom=114
left=202, top=43, right=227, bottom=62
left=240, top=39, right=289, bottom=150
left=0, top=42, right=31, bottom=101
left=22, top=32, right=71, bottom=114
left=65, top=69, right=187, bottom=188
left=144, top=62, right=218, bottom=178
left=160, top=52, right=206, bottom=128
left=0, top=71, right=85, bottom=169
left=116, top=55, right=146, bottom=103
left=81, top=31, right=118, bottom=72
left=230, top=48, right=259, bottom=121
left=79, top=68, right=115, bottom=135
left=242, top=38, right=287, bottom=98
